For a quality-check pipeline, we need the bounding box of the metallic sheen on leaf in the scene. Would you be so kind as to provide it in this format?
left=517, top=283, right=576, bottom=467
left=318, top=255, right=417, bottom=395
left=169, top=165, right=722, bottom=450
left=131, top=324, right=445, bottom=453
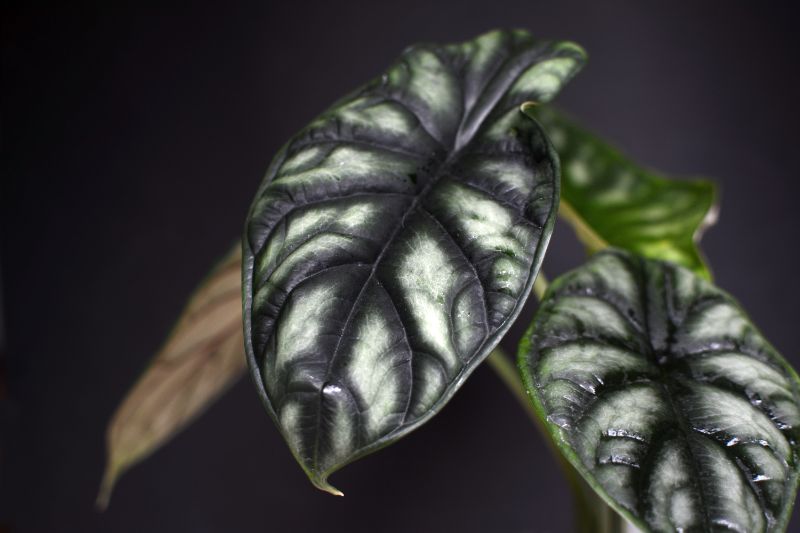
left=243, top=29, right=585, bottom=493
left=520, top=249, right=800, bottom=532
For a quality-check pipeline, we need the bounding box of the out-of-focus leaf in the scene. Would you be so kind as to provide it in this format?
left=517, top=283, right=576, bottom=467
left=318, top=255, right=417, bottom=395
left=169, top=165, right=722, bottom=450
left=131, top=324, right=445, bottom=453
left=243, top=29, right=586, bottom=495
left=519, top=249, right=800, bottom=532
left=528, top=105, right=718, bottom=279
left=97, top=244, right=245, bottom=509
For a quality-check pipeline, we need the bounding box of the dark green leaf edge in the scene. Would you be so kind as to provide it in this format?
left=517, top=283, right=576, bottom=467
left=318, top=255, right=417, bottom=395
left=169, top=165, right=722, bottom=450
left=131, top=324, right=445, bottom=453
left=241, top=32, right=588, bottom=493
left=516, top=249, right=800, bottom=532
left=528, top=105, right=719, bottom=280
left=242, top=109, right=563, bottom=494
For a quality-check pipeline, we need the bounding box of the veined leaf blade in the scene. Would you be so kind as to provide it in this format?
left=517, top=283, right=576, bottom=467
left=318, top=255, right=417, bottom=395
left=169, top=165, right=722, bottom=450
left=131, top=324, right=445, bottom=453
left=519, top=249, right=800, bottom=532
left=528, top=106, right=718, bottom=279
left=98, top=244, right=246, bottom=509
left=243, top=29, right=586, bottom=493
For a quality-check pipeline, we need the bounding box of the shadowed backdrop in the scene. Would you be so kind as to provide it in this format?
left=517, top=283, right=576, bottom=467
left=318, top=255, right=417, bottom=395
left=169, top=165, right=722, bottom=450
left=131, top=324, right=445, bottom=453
left=2, top=2, right=799, bottom=532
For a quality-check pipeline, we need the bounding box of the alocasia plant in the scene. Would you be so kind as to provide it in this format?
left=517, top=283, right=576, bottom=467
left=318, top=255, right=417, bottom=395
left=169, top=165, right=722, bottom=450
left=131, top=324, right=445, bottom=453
left=100, top=29, right=800, bottom=532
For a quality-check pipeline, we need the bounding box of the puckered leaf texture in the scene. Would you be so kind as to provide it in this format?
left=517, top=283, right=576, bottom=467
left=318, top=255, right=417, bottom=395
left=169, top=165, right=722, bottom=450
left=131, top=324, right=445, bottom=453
left=243, top=29, right=585, bottom=493
left=520, top=249, right=800, bottom=532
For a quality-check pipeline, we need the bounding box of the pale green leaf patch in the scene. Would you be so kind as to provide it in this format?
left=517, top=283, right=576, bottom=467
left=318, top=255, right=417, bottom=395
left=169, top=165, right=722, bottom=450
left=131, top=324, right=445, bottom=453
left=526, top=105, right=718, bottom=279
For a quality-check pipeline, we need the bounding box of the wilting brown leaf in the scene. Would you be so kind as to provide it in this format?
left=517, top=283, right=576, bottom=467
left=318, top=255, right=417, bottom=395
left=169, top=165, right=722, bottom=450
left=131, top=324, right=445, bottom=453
left=97, top=243, right=246, bottom=509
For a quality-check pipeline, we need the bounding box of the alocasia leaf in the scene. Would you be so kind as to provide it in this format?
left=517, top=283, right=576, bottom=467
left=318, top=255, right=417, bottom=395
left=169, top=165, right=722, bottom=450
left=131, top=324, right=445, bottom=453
left=98, top=244, right=245, bottom=509
left=243, top=29, right=585, bottom=493
left=519, top=249, right=800, bottom=532
left=527, top=105, right=718, bottom=279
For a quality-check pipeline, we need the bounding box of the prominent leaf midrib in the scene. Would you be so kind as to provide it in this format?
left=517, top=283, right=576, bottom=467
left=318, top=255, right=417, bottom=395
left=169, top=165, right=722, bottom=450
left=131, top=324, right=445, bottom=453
left=307, top=149, right=466, bottom=471
left=454, top=41, right=551, bottom=149
left=305, top=45, right=555, bottom=470
left=545, top=255, right=788, bottom=530
left=244, top=32, right=582, bottom=494
left=639, top=255, right=725, bottom=531
left=637, top=258, right=774, bottom=529
left=527, top=250, right=800, bottom=531
left=254, top=39, right=554, bottom=283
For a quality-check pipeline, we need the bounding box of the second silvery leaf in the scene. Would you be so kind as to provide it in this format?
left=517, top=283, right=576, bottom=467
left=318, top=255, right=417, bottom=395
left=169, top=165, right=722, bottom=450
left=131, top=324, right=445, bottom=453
left=520, top=249, right=800, bottom=532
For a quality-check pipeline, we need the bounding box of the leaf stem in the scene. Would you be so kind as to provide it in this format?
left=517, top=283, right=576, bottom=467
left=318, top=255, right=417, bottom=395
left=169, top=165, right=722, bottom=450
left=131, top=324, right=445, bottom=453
left=533, top=271, right=550, bottom=300
left=485, top=347, right=547, bottom=434
left=558, top=201, right=607, bottom=252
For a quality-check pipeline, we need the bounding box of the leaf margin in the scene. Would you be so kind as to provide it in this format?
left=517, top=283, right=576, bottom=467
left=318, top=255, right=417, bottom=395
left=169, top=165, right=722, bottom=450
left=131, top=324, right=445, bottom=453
left=98, top=243, right=246, bottom=509
left=524, top=104, right=720, bottom=280
left=517, top=248, right=800, bottom=532
left=241, top=105, right=567, bottom=495
left=241, top=29, right=590, bottom=495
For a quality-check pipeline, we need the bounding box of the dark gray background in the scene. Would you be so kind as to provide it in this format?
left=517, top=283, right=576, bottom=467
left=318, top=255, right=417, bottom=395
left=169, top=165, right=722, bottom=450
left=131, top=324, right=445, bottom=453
left=2, top=2, right=799, bottom=532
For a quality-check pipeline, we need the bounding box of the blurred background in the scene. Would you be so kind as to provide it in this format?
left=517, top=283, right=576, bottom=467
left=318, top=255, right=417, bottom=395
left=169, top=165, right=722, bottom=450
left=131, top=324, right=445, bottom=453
left=2, top=2, right=800, bottom=531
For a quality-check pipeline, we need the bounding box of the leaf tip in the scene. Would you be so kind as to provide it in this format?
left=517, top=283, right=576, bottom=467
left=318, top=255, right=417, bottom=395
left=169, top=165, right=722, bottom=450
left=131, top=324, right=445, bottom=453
left=95, top=464, right=118, bottom=512
left=312, top=475, right=344, bottom=497
left=520, top=101, right=539, bottom=115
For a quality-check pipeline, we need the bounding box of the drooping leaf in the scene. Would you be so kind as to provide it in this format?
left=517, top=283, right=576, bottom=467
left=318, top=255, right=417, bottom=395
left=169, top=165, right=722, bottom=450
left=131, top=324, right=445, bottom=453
left=519, top=249, right=800, bottom=532
left=98, top=244, right=245, bottom=509
left=243, top=29, right=586, bottom=494
left=527, top=105, right=718, bottom=279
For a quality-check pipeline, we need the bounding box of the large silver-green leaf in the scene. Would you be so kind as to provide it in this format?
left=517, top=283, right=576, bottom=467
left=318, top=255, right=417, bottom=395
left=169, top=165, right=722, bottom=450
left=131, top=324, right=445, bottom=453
left=243, top=29, right=585, bottom=493
left=528, top=106, right=717, bottom=279
left=519, top=249, right=800, bottom=532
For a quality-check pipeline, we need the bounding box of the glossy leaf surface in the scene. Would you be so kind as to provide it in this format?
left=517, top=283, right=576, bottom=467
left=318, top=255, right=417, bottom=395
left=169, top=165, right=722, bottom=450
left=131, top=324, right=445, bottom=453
left=520, top=249, right=800, bottom=532
left=529, top=106, right=717, bottom=279
left=243, top=29, right=585, bottom=493
left=99, top=244, right=245, bottom=508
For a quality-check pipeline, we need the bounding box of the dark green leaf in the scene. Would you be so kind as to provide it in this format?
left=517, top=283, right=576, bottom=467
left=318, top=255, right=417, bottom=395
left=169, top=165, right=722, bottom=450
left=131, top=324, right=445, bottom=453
left=243, top=29, right=585, bottom=493
left=527, top=106, right=718, bottom=279
left=519, top=249, right=800, bottom=532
